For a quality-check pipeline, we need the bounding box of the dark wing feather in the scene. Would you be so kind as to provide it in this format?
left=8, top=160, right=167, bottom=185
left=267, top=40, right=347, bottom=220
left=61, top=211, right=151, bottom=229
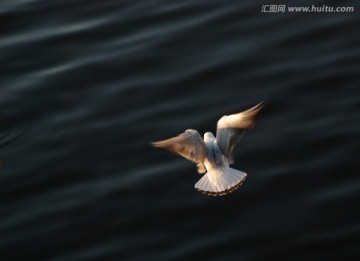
left=151, top=129, right=207, bottom=173
left=216, top=102, right=264, bottom=164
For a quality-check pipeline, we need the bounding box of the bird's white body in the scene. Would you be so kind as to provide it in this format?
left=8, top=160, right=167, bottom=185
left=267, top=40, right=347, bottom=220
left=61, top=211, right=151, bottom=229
left=195, top=132, right=247, bottom=196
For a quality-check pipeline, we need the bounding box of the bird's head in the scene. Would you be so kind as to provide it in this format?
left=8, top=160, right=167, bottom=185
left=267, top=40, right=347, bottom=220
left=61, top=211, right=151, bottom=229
left=204, top=132, right=215, bottom=142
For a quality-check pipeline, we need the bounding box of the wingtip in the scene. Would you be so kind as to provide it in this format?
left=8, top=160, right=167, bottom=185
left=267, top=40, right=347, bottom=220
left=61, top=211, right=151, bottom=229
left=149, top=141, right=160, bottom=148
left=150, top=141, right=165, bottom=149
left=246, top=101, right=265, bottom=118
left=252, top=101, right=265, bottom=111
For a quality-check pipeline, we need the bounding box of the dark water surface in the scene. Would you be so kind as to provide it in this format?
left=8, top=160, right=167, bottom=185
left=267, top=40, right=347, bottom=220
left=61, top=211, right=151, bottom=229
left=1, top=0, right=360, bottom=260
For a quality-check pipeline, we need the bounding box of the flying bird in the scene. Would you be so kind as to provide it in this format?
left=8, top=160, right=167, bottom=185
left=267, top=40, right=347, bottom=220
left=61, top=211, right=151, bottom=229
left=151, top=102, right=264, bottom=196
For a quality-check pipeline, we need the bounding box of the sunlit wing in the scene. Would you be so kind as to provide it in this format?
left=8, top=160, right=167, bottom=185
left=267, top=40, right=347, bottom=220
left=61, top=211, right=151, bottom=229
left=151, top=129, right=207, bottom=173
left=216, top=102, right=264, bottom=164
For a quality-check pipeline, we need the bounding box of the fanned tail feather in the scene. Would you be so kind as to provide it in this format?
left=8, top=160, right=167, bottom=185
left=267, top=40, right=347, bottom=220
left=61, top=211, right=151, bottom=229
left=195, top=167, right=247, bottom=196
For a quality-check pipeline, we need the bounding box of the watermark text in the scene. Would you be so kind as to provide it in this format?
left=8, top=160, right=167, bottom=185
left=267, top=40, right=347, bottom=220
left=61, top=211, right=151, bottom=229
left=261, top=5, right=354, bottom=13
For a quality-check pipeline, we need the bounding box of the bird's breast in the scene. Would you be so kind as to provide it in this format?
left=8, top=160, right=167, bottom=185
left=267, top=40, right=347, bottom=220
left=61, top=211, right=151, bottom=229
left=205, top=140, right=225, bottom=167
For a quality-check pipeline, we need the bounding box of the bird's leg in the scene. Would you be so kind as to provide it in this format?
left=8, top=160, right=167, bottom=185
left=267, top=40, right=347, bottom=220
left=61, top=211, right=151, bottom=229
left=197, top=163, right=206, bottom=174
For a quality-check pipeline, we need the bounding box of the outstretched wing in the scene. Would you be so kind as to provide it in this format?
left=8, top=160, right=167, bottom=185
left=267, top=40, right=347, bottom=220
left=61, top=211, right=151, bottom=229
left=216, top=102, right=264, bottom=164
left=151, top=129, right=207, bottom=173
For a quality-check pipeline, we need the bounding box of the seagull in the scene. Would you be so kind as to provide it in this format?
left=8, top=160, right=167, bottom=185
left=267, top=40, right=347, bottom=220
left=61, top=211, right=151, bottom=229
left=151, top=102, right=264, bottom=196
